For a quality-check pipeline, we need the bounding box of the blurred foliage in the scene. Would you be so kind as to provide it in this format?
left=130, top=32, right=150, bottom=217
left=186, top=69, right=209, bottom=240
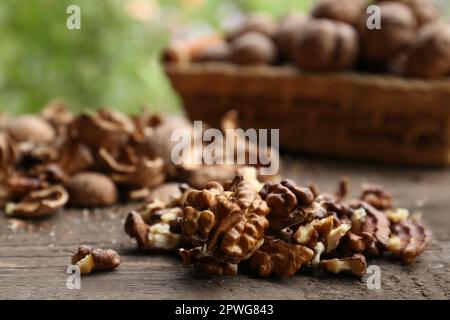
left=0, top=0, right=314, bottom=115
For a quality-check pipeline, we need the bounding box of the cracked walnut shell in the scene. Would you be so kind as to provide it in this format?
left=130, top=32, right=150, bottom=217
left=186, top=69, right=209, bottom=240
left=5, top=185, right=68, bottom=218
left=70, top=109, right=134, bottom=150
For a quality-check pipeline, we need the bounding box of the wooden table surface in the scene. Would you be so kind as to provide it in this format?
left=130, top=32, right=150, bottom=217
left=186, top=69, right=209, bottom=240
left=1, top=156, right=449, bottom=300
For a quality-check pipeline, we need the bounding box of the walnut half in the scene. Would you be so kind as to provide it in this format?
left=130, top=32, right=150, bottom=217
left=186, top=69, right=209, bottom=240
left=319, top=253, right=367, bottom=277
left=249, top=238, right=314, bottom=277
left=71, top=246, right=121, bottom=275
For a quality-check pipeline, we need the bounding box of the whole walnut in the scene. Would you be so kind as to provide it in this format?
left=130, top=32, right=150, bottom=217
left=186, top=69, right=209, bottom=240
left=274, top=12, right=307, bottom=61
left=406, top=22, right=450, bottom=78
left=291, top=19, right=359, bottom=71
left=66, top=172, right=118, bottom=207
left=231, top=32, right=277, bottom=65
left=227, top=13, right=277, bottom=41
left=312, top=0, right=368, bottom=27
left=377, top=0, right=440, bottom=26
left=359, top=2, right=417, bottom=66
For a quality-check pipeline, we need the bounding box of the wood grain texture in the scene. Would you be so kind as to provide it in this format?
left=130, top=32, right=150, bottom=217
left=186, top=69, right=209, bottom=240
left=0, top=156, right=449, bottom=300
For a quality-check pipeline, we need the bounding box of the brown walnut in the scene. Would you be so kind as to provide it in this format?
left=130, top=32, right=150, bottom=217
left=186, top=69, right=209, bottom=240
left=292, top=19, right=359, bottom=71
left=231, top=32, right=277, bottom=65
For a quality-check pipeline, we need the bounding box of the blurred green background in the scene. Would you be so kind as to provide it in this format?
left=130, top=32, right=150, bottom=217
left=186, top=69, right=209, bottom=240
left=0, top=0, right=314, bottom=115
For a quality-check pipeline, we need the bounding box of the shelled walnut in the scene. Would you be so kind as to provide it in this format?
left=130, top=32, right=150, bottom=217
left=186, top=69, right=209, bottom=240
left=71, top=246, right=121, bottom=275
left=319, top=253, right=367, bottom=277
left=259, top=179, right=324, bottom=230
left=125, top=200, right=183, bottom=251
left=388, top=216, right=431, bottom=264
left=249, top=238, right=314, bottom=277
left=179, top=176, right=270, bottom=274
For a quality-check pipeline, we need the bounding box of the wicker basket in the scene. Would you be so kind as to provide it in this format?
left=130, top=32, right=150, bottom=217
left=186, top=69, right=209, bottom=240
left=165, top=62, right=450, bottom=166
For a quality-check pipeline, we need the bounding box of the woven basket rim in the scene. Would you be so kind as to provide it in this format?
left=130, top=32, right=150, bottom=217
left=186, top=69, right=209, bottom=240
left=165, top=62, right=450, bottom=91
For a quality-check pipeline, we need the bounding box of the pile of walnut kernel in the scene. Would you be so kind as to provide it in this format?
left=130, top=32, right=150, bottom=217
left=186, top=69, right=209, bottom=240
left=125, top=169, right=431, bottom=277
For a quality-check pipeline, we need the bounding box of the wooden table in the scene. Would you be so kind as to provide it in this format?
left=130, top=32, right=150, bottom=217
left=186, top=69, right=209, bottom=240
left=1, top=156, right=449, bottom=299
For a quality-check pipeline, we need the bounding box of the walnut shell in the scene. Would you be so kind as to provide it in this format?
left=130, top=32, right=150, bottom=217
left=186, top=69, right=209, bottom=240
left=7, top=115, right=55, bottom=143
left=66, top=172, right=118, bottom=207
left=71, top=109, right=134, bottom=150
left=291, top=19, right=359, bottom=71
left=5, top=185, right=69, bottom=218
left=231, top=32, right=277, bottom=65
left=406, top=22, right=450, bottom=78
left=359, top=2, right=417, bottom=66
left=377, top=0, right=440, bottom=26
left=312, top=0, right=367, bottom=27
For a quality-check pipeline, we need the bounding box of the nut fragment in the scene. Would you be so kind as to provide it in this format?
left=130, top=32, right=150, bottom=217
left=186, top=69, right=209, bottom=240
left=260, top=179, right=320, bottom=230
left=125, top=202, right=183, bottom=251
left=66, top=172, right=118, bottom=207
left=179, top=247, right=238, bottom=276
left=249, top=238, right=314, bottom=277
left=292, top=216, right=350, bottom=253
left=5, top=185, right=68, bottom=218
left=319, top=253, right=367, bottom=277
left=71, top=246, right=121, bottom=275
left=360, top=184, right=393, bottom=210
left=388, top=218, right=430, bottom=264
